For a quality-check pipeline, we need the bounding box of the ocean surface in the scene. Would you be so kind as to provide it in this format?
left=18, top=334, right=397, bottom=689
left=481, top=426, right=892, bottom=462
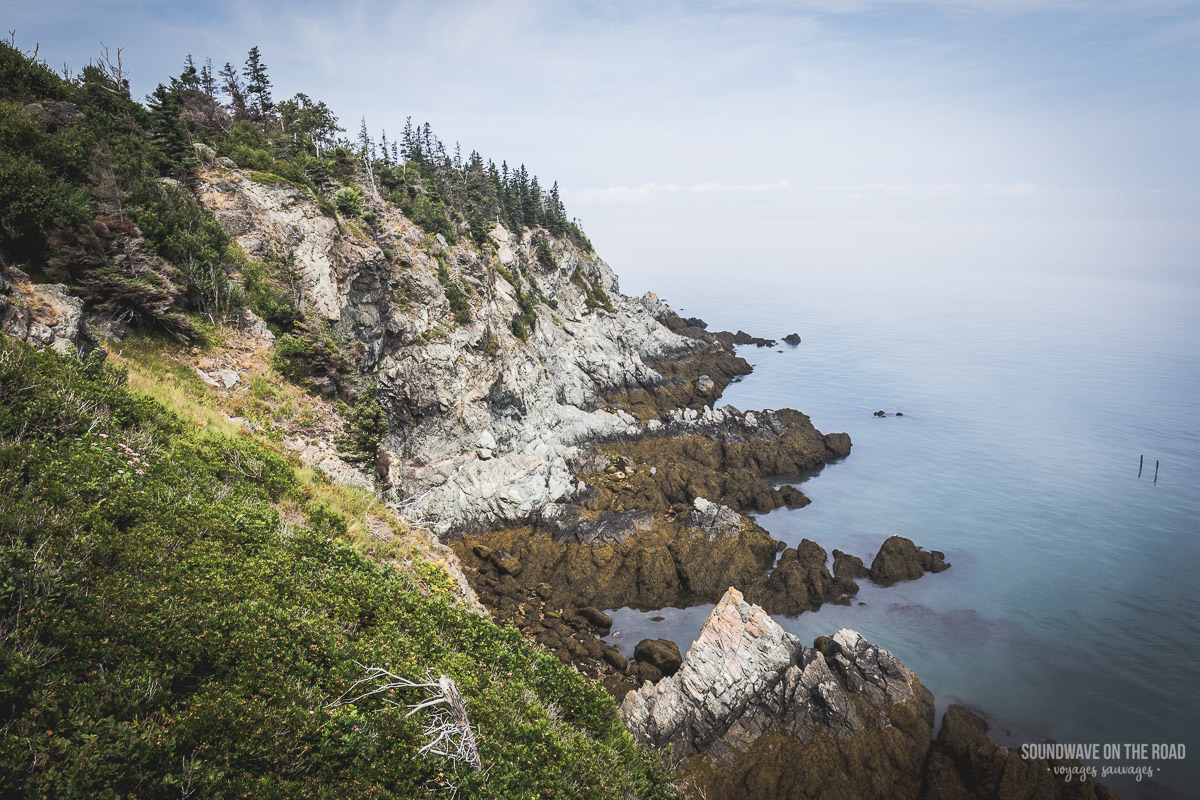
left=604, top=266, right=1200, bottom=799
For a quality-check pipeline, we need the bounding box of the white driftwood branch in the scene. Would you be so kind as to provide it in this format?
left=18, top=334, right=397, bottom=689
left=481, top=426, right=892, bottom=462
left=329, top=663, right=481, bottom=772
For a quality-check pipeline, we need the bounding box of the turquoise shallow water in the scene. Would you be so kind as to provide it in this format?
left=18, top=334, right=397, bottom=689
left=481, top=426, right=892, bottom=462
left=605, top=267, right=1200, bottom=799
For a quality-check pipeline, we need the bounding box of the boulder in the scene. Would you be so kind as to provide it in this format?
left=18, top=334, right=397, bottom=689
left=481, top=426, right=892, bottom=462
left=869, top=536, right=951, bottom=587
left=577, top=606, right=612, bottom=631
left=832, top=549, right=870, bottom=588
left=633, top=637, right=683, bottom=678
left=783, top=333, right=802, bottom=345
left=489, top=549, right=523, bottom=577
left=752, top=538, right=851, bottom=614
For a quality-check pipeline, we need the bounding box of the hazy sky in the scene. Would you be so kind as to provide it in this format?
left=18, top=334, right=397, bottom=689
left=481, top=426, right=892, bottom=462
left=11, top=0, right=1200, bottom=294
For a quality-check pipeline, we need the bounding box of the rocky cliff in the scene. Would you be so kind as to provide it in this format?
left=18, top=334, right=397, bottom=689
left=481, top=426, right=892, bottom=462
left=196, top=165, right=706, bottom=534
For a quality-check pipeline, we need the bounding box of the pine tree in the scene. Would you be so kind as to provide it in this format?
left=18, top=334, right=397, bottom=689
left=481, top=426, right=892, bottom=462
left=200, top=57, right=216, bottom=98
left=179, top=54, right=200, bottom=90
left=242, top=46, right=273, bottom=127
left=219, top=61, right=247, bottom=120
left=147, top=82, right=195, bottom=175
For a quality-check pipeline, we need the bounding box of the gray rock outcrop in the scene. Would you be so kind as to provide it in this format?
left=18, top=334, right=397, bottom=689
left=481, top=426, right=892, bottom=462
left=1, top=269, right=100, bottom=359
left=195, top=169, right=704, bottom=533
left=619, top=587, right=936, bottom=777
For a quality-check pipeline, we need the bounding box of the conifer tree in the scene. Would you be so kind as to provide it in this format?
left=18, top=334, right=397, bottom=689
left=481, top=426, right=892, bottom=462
left=200, top=57, right=216, bottom=98
left=219, top=61, right=247, bottom=119
left=242, top=46, right=273, bottom=127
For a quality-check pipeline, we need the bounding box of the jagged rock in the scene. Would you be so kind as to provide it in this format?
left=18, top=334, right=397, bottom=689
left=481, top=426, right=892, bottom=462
left=633, top=638, right=682, bottom=678
left=777, top=484, right=810, bottom=508
left=920, top=705, right=1121, bottom=800
left=196, top=174, right=702, bottom=533
left=621, top=589, right=934, bottom=799
left=238, top=308, right=274, bottom=342
left=696, top=374, right=716, bottom=396
left=835, top=551, right=873, bottom=587
left=548, top=509, right=656, bottom=546
left=783, top=333, right=802, bottom=345
left=869, top=535, right=951, bottom=587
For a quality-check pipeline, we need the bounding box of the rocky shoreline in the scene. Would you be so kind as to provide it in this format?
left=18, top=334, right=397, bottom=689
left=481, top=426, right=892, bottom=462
left=3, top=160, right=1117, bottom=798
left=619, top=588, right=1120, bottom=800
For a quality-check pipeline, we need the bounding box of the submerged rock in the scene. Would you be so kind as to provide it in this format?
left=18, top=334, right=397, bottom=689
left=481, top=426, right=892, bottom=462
left=869, top=535, right=951, bottom=586
left=920, top=705, right=1121, bottom=800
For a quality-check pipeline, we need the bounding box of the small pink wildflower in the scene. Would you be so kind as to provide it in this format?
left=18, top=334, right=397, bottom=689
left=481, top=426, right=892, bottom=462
left=118, top=470, right=125, bottom=474
left=105, top=447, right=112, bottom=451
left=99, top=434, right=108, bottom=439
left=126, top=460, right=133, bottom=465
left=136, top=470, right=144, bottom=475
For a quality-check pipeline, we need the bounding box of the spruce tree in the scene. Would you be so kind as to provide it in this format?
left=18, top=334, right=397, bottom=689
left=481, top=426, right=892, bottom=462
left=242, top=46, right=273, bottom=127
left=219, top=61, right=247, bottom=119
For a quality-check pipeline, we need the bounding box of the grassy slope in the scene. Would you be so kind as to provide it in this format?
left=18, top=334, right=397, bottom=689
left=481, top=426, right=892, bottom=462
left=0, top=334, right=677, bottom=799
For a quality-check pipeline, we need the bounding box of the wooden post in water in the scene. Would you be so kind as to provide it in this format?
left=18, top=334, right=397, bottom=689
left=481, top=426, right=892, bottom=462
left=1154, top=460, right=1160, bottom=485
left=1139, top=454, right=1144, bottom=478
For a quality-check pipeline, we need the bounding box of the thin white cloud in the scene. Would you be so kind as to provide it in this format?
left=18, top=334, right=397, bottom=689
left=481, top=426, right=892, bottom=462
left=817, top=182, right=1040, bottom=198
left=567, top=178, right=791, bottom=204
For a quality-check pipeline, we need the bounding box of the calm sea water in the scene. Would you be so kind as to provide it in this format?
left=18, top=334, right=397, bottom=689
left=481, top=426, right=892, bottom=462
left=606, top=266, right=1200, bottom=799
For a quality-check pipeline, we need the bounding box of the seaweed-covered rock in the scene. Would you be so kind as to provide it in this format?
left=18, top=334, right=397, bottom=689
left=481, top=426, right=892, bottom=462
left=750, top=538, right=857, bottom=615
left=633, top=638, right=683, bottom=678
left=920, top=705, right=1121, bottom=800
left=869, top=535, right=951, bottom=586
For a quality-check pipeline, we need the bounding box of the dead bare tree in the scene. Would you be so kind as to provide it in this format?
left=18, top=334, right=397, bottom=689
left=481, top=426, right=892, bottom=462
left=95, top=43, right=128, bottom=95
left=328, top=663, right=481, bottom=773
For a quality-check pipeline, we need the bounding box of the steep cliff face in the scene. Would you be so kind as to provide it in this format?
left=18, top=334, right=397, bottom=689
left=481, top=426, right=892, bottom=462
left=196, top=167, right=701, bottom=533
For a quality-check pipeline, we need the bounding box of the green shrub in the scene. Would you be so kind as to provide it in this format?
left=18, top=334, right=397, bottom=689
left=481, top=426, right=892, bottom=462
left=272, top=319, right=355, bottom=395
left=437, top=264, right=472, bottom=325
left=0, top=332, right=679, bottom=800
left=483, top=327, right=500, bottom=358
left=335, top=187, right=363, bottom=217
left=334, top=383, right=387, bottom=467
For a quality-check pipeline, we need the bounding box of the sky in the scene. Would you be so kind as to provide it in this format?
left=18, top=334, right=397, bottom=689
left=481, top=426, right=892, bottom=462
left=9, top=0, right=1200, bottom=296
